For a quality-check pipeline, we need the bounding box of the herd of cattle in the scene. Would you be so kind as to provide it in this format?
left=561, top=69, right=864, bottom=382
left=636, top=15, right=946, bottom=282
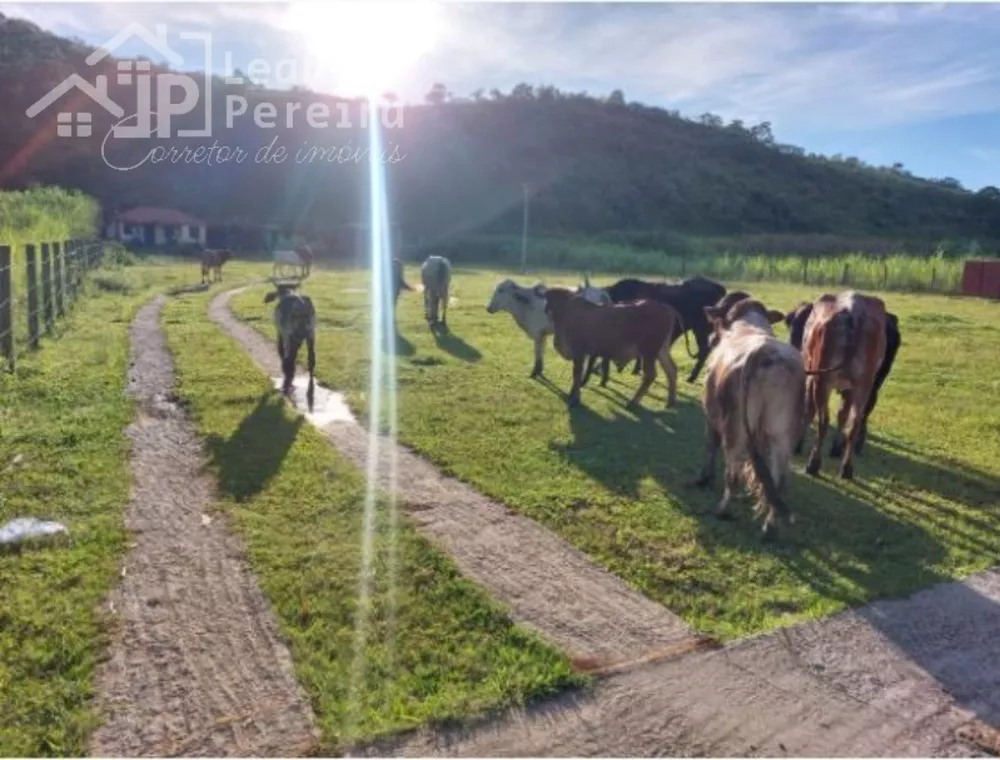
left=393, top=255, right=902, bottom=540
left=202, top=246, right=901, bottom=541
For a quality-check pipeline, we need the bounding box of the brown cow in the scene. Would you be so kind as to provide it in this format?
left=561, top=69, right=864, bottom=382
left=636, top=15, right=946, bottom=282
left=797, top=290, right=888, bottom=480
left=694, top=298, right=805, bottom=539
left=544, top=288, right=682, bottom=409
left=201, top=248, right=232, bottom=283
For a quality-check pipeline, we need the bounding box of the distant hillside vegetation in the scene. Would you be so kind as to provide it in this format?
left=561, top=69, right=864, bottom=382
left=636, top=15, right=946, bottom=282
left=2, top=13, right=999, bottom=253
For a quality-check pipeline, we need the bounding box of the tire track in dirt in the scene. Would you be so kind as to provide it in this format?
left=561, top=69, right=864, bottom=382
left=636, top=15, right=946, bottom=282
left=89, top=295, right=319, bottom=757
left=212, top=285, right=1000, bottom=758
left=209, top=286, right=701, bottom=671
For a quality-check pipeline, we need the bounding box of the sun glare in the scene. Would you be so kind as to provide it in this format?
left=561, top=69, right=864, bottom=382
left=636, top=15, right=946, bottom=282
left=287, top=0, right=443, bottom=99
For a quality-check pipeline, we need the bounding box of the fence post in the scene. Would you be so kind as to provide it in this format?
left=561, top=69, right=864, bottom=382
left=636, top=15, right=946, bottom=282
left=41, top=242, right=54, bottom=336
left=54, top=241, right=66, bottom=318
left=0, top=245, right=14, bottom=373
left=931, top=266, right=937, bottom=291
left=26, top=244, right=40, bottom=349
left=64, top=240, right=75, bottom=304
left=841, top=262, right=850, bottom=285
left=802, top=255, right=809, bottom=284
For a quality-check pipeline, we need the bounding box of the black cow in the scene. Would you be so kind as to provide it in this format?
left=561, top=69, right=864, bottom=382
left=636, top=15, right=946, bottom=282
left=784, top=301, right=901, bottom=456
left=581, top=275, right=728, bottom=387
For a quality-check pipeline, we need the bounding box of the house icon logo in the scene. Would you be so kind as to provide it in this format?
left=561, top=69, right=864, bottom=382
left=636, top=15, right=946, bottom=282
left=25, top=22, right=214, bottom=140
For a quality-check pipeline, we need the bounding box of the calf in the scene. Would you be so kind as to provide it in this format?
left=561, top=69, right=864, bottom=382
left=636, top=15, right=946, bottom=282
left=695, top=298, right=805, bottom=539
left=264, top=282, right=317, bottom=412
left=785, top=302, right=900, bottom=457
left=486, top=278, right=608, bottom=378
left=420, top=255, right=452, bottom=328
left=544, top=289, right=681, bottom=409
left=585, top=274, right=728, bottom=385
left=793, top=291, right=888, bottom=480
left=200, top=248, right=232, bottom=284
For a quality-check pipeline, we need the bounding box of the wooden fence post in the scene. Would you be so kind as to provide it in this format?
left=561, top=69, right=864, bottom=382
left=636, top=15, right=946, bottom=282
left=26, top=244, right=40, bottom=349
left=802, top=255, right=809, bottom=284
left=54, top=241, right=66, bottom=318
left=41, top=242, right=54, bottom=336
left=0, top=245, right=14, bottom=372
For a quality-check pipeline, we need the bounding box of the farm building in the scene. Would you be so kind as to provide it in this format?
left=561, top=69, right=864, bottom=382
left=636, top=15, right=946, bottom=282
left=105, top=206, right=207, bottom=248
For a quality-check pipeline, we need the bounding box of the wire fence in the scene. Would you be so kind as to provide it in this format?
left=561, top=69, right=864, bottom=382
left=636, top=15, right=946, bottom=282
left=0, top=239, right=106, bottom=373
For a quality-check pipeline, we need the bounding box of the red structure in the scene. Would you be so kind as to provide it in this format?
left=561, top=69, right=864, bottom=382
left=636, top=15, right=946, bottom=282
left=961, top=259, right=1000, bottom=299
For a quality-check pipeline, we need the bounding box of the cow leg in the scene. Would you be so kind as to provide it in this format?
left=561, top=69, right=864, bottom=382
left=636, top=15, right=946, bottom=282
left=568, top=354, right=585, bottom=407
left=830, top=391, right=851, bottom=457
left=276, top=335, right=285, bottom=375
left=626, top=354, right=657, bottom=410
left=686, top=331, right=711, bottom=384
left=713, top=462, right=741, bottom=520
left=282, top=337, right=300, bottom=397
left=694, top=424, right=721, bottom=488
left=805, top=380, right=831, bottom=476
left=656, top=344, right=678, bottom=407
left=580, top=355, right=598, bottom=387
left=600, top=358, right=610, bottom=387
left=305, top=334, right=316, bottom=413
left=530, top=335, right=545, bottom=378
left=796, top=378, right=817, bottom=456
left=838, top=383, right=872, bottom=480
left=631, top=357, right=642, bottom=375
left=441, top=288, right=449, bottom=329
left=856, top=384, right=881, bottom=455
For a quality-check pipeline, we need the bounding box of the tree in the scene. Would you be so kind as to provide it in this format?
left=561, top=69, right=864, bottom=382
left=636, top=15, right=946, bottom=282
left=977, top=185, right=1000, bottom=200
left=510, top=82, right=535, bottom=100
left=471, top=88, right=484, bottom=102
left=749, top=121, right=774, bottom=145
left=607, top=89, right=626, bottom=107
left=425, top=82, right=449, bottom=105
left=699, top=112, right=723, bottom=128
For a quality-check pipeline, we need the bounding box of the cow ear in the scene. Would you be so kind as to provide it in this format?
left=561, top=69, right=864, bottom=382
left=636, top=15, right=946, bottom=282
left=532, top=283, right=547, bottom=297
left=766, top=309, right=785, bottom=324
left=704, top=305, right=724, bottom=323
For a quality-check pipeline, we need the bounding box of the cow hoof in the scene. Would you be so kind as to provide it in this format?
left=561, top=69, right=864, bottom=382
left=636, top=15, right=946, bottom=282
left=839, top=462, right=854, bottom=480
left=805, top=458, right=821, bottom=477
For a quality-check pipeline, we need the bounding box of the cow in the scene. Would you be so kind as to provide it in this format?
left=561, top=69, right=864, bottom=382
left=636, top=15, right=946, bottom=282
left=582, top=274, right=728, bottom=386
left=264, top=282, right=317, bottom=412
left=485, top=278, right=609, bottom=378
left=694, top=297, right=806, bottom=539
left=791, top=291, right=889, bottom=480
left=420, top=255, right=452, bottom=328
left=392, top=257, right=413, bottom=327
left=785, top=301, right=900, bottom=457
left=200, top=248, right=232, bottom=284
left=544, top=288, right=682, bottom=410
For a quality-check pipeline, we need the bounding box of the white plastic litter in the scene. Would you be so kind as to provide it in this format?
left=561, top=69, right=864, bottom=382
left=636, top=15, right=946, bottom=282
left=0, top=517, right=68, bottom=546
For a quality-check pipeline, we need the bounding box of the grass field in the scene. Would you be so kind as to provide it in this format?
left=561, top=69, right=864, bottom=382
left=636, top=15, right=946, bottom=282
left=231, top=264, right=1000, bottom=641
left=161, top=287, right=581, bottom=752
left=0, top=261, right=193, bottom=756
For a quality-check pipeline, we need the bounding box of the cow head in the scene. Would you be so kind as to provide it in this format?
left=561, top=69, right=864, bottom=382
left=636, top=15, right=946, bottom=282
left=784, top=302, right=814, bottom=350
left=487, top=278, right=539, bottom=313
left=705, top=298, right=784, bottom=337
left=574, top=274, right=611, bottom=307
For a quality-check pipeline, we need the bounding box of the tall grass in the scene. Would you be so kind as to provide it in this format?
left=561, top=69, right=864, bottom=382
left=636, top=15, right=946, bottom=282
left=421, top=234, right=971, bottom=293
left=0, top=187, right=101, bottom=345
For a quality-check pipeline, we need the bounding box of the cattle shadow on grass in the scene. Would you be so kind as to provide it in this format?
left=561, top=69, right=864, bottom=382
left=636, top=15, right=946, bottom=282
left=552, top=394, right=959, bottom=613
left=204, top=391, right=304, bottom=501
left=431, top=326, right=482, bottom=363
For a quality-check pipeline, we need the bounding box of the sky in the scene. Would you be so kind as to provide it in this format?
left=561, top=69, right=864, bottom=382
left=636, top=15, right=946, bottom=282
left=5, top=0, right=1000, bottom=190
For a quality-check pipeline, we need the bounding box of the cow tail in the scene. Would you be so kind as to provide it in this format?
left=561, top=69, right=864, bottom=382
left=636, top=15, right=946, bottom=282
left=741, top=350, right=790, bottom=523
left=671, top=308, right=697, bottom=360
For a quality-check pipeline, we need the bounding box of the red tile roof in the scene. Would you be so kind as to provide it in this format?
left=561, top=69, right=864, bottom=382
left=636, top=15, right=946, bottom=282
left=114, top=206, right=204, bottom=226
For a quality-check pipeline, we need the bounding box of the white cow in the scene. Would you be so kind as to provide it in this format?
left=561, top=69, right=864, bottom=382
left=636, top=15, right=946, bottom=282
left=420, top=255, right=452, bottom=328
left=486, top=276, right=610, bottom=378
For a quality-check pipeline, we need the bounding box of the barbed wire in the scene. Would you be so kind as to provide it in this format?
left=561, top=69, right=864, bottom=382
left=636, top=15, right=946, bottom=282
left=0, top=239, right=105, bottom=373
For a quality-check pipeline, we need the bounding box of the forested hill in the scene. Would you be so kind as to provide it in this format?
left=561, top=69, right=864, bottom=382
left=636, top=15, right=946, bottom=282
left=2, top=12, right=1000, bottom=248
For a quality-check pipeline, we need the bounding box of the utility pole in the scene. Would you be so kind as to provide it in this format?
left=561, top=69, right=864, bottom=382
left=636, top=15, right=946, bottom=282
left=520, top=182, right=530, bottom=273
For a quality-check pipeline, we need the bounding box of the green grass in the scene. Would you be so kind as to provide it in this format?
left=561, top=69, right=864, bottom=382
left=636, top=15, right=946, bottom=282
left=231, top=265, right=1000, bottom=641
left=161, top=287, right=581, bottom=753
left=0, top=262, right=195, bottom=756
left=434, top=233, right=968, bottom=293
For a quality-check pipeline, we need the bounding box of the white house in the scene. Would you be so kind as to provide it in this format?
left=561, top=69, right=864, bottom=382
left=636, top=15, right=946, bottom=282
left=106, top=206, right=207, bottom=247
